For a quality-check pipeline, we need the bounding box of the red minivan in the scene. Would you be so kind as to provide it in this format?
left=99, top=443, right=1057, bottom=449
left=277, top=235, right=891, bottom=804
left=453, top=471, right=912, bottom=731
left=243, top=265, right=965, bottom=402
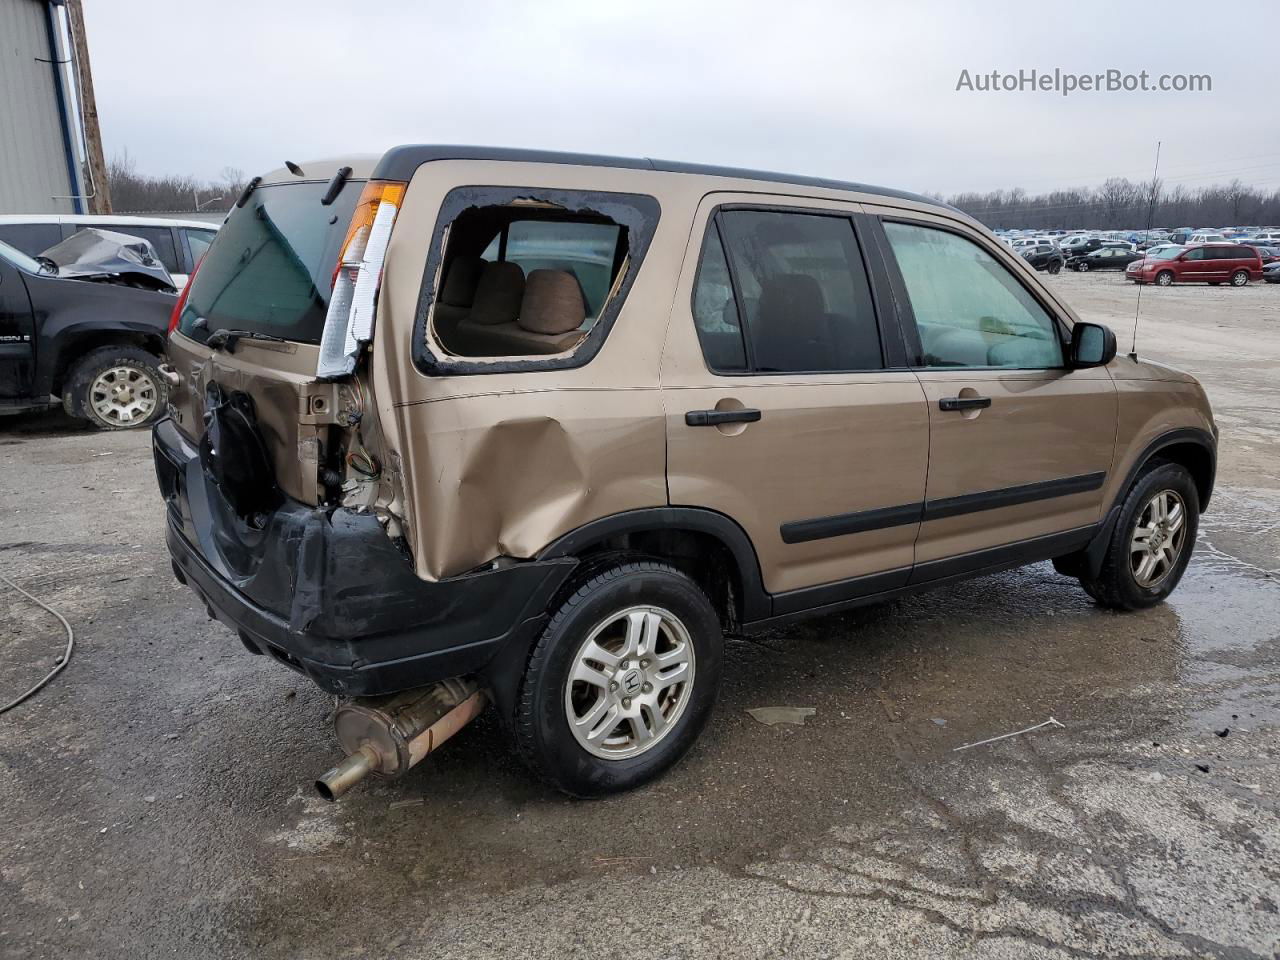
left=1128, top=243, right=1264, bottom=286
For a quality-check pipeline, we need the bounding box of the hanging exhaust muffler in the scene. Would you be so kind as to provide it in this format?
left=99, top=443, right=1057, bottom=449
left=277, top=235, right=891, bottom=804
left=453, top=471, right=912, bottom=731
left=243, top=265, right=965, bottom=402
left=314, top=678, right=487, bottom=801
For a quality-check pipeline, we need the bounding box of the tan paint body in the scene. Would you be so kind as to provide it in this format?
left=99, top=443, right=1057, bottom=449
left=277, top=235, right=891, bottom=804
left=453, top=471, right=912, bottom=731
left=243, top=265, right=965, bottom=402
left=166, top=153, right=1215, bottom=602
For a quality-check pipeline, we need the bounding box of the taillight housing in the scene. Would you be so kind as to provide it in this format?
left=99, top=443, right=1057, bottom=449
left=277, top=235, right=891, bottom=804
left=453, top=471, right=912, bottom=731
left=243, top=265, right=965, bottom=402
left=316, top=179, right=407, bottom=379
left=167, top=255, right=203, bottom=336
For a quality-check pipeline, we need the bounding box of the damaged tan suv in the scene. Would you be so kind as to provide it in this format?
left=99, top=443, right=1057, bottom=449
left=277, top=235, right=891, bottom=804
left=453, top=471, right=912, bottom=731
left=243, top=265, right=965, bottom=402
left=154, top=146, right=1217, bottom=799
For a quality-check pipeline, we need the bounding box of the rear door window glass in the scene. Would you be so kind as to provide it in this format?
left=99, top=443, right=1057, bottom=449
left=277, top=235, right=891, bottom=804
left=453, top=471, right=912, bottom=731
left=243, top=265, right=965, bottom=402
left=714, top=210, right=882, bottom=373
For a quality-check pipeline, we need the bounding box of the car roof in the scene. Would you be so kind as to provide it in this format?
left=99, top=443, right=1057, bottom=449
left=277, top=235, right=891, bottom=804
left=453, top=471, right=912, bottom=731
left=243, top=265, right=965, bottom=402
left=281, top=145, right=960, bottom=213
left=0, top=214, right=217, bottom=229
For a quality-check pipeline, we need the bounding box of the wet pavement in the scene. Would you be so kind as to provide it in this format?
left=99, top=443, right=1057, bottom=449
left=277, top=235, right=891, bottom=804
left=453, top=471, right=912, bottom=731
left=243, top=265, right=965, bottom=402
left=1, top=273, right=1278, bottom=959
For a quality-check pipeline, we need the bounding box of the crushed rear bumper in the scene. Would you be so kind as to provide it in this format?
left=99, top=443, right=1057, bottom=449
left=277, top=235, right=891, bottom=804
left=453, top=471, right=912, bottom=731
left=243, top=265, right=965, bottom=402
left=153, top=418, right=576, bottom=696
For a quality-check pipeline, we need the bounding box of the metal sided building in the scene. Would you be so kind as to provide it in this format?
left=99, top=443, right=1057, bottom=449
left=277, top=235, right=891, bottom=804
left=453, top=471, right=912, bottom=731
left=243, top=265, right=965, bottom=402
left=0, top=0, right=106, bottom=214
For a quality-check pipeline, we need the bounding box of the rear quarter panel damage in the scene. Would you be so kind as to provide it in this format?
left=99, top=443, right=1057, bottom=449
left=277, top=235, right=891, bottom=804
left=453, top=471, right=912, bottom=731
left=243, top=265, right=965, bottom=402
left=396, top=390, right=667, bottom=579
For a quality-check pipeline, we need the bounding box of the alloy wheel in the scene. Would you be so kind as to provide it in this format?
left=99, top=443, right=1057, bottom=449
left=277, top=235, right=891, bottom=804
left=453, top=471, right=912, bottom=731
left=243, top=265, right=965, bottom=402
left=1130, top=490, right=1188, bottom=588
left=89, top=365, right=159, bottom=427
left=563, top=605, right=696, bottom=760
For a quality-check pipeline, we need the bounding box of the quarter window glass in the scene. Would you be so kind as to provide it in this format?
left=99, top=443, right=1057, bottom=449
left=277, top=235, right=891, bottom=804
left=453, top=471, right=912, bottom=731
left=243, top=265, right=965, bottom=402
left=883, top=222, right=1063, bottom=369
left=691, top=226, right=747, bottom=372
left=717, top=210, right=882, bottom=372
left=186, top=229, right=216, bottom=265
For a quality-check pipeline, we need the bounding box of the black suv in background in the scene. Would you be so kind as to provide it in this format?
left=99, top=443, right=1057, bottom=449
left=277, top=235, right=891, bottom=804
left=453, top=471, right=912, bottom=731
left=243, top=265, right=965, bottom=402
left=0, top=238, right=174, bottom=429
left=1021, top=243, right=1065, bottom=273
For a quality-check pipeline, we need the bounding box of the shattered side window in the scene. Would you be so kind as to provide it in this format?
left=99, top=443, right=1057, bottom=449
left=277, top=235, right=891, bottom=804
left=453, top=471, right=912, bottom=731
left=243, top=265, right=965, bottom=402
left=418, top=188, right=659, bottom=372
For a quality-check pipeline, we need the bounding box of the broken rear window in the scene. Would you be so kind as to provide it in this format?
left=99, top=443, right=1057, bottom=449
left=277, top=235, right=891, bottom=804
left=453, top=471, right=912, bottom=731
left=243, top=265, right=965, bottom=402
left=415, top=187, right=659, bottom=374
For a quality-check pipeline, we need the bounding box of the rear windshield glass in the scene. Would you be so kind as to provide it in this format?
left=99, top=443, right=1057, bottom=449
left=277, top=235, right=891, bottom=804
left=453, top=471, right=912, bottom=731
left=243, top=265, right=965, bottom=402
left=176, top=180, right=362, bottom=344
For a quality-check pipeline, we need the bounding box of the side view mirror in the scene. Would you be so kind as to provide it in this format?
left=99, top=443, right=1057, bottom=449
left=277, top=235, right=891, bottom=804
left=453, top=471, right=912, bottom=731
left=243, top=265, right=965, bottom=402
left=1071, top=322, right=1117, bottom=368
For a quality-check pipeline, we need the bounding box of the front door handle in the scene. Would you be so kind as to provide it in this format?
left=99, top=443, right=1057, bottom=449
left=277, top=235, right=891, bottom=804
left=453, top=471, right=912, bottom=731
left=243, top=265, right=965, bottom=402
left=685, top=408, right=762, bottom=427
left=938, top=396, right=992, bottom=412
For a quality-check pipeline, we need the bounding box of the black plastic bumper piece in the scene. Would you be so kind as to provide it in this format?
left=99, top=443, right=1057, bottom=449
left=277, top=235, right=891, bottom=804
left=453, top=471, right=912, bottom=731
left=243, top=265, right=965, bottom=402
left=154, top=420, right=577, bottom=697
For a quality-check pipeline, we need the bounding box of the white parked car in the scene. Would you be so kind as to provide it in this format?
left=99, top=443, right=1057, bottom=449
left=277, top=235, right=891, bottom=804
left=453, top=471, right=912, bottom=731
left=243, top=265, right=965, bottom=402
left=1188, top=232, right=1226, bottom=244
left=0, top=215, right=218, bottom=289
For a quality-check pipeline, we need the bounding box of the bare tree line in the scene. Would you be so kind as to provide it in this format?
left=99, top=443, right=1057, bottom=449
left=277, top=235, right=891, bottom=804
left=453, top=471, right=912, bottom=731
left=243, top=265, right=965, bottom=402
left=942, top=177, right=1280, bottom=230
left=106, top=151, right=1280, bottom=230
left=106, top=151, right=245, bottom=214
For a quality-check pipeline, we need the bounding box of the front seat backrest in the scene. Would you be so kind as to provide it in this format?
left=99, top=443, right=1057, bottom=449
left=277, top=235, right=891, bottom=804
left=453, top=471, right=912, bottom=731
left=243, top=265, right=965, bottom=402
left=468, top=260, right=526, bottom=325
left=751, top=273, right=830, bottom=370
left=439, top=255, right=484, bottom=308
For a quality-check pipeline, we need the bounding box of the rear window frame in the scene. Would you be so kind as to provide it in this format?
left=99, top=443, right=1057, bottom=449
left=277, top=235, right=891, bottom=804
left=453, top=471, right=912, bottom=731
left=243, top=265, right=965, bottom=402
left=175, top=178, right=364, bottom=345
left=412, top=185, right=660, bottom=377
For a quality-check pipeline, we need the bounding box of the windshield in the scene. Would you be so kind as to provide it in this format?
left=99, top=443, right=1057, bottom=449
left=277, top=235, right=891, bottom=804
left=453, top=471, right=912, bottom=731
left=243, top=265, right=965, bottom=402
left=176, top=180, right=363, bottom=344
left=1147, top=247, right=1183, bottom=260
left=0, top=238, right=51, bottom=275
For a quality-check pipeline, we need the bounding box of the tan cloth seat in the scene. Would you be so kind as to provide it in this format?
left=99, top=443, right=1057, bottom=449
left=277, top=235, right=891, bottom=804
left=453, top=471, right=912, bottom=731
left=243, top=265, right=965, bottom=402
left=447, top=261, right=527, bottom=354
left=432, top=255, right=484, bottom=346
left=453, top=268, right=589, bottom=356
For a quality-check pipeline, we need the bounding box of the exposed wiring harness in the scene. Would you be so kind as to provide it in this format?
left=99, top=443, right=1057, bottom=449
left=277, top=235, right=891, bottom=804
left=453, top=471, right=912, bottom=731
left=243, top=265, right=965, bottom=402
left=346, top=449, right=381, bottom=479
left=0, top=571, right=75, bottom=715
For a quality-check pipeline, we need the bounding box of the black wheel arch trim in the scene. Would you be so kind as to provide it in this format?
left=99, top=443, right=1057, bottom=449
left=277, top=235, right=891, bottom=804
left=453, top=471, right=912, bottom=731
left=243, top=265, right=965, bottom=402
left=1079, top=426, right=1216, bottom=577
left=536, top=507, right=770, bottom=622
left=1118, top=426, right=1216, bottom=512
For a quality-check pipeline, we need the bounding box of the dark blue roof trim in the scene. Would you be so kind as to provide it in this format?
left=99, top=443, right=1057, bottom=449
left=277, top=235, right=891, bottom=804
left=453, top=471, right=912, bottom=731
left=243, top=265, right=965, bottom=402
left=371, top=145, right=953, bottom=212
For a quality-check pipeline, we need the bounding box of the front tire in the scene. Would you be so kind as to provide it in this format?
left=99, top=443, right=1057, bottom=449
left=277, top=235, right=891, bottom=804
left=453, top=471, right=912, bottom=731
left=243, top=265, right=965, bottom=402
left=62, top=346, right=168, bottom=430
left=513, top=560, right=723, bottom=797
left=1078, top=462, right=1199, bottom=610
left=1047, top=261, right=1062, bottom=275
left=1155, top=270, right=1174, bottom=287
left=1076, top=261, right=1090, bottom=272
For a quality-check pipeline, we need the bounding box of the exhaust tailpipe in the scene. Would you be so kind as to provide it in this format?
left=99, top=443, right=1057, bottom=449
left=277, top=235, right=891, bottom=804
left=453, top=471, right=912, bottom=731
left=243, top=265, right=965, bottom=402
left=315, top=678, right=486, bottom=801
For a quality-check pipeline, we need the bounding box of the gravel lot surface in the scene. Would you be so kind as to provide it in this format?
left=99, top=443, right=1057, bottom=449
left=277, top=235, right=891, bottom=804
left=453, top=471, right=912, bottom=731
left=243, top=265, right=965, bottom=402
left=2, top=271, right=1277, bottom=959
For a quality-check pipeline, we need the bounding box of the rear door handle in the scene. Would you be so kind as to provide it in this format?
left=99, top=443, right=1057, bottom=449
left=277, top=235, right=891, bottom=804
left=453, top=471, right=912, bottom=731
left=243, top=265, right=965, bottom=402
left=685, top=408, right=762, bottom=427
left=938, top=396, right=992, bottom=411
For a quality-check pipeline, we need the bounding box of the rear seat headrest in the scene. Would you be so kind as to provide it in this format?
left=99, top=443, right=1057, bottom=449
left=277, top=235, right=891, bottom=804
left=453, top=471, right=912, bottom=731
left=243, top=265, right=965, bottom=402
left=440, top=255, right=484, bottom=307
left=469, top=260, right=526, bottom=325
left=518, top=269, right=586, bottom=335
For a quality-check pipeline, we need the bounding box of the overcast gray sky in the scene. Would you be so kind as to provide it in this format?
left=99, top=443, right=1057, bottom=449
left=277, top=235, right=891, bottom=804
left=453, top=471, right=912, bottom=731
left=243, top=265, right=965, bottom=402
left=85, top=0, right=1278, bottom=197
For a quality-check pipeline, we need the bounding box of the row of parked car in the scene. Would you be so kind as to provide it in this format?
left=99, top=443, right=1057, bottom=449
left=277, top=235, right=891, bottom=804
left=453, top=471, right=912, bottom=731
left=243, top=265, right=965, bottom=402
left=0, top=214, right=219, bottom=430
left=1011, top=234, right=1278, bottom=286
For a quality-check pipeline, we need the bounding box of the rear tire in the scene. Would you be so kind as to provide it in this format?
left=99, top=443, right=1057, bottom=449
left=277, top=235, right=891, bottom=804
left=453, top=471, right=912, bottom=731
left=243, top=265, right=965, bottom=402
left=1047, top=261, right=1062, bottom=275
left=62, top=346, right=168, bottom=430
left=513, top=560, right=723, bottom=797
left=1231, top=270, right=1249, bottom=286
left=1078, top=462, right=1199, bottom=610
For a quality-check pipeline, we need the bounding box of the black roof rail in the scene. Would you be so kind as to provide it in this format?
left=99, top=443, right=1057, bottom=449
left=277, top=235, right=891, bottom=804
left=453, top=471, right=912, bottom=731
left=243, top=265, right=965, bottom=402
left=371, top=145, right=956, bottom=212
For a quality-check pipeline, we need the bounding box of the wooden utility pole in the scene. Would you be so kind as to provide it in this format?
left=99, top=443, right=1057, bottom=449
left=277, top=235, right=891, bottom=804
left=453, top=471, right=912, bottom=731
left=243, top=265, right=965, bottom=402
left=65, top=0, right=111, bottom=213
